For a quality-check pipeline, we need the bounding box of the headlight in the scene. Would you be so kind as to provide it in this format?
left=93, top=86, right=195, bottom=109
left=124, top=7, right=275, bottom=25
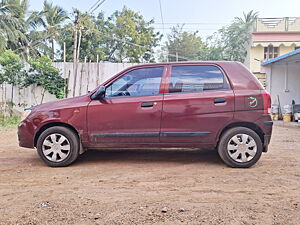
left=21, top=108, right=32, bottom=121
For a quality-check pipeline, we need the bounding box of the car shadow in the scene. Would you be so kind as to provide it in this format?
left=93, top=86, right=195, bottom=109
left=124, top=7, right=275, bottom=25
left=75, top=148, right=223, bottom=166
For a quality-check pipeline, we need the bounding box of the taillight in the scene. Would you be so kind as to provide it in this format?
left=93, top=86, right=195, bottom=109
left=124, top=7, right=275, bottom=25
left=262, top=90, right=271, bottom=114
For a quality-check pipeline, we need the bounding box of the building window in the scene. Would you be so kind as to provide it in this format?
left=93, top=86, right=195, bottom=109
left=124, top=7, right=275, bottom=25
left=264, top=46, right=279, bottom=60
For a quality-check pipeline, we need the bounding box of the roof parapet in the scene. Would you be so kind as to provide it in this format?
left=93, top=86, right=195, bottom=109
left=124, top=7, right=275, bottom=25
left=254, top=17, right=300, bottom=32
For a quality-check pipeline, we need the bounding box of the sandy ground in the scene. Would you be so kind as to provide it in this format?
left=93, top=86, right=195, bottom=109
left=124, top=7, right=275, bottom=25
left=0, top=124, right=299, bottom=225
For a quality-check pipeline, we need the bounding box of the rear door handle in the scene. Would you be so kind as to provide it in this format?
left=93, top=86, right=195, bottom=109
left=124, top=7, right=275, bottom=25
left=214, top=98, right=226, bottom=104
left=141, top=102, right=154, bottom=107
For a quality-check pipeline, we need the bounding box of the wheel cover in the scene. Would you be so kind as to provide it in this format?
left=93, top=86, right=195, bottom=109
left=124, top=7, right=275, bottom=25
left=227, top=133, right=257, bottom=163
left=42, top=133, right=71, bottom=162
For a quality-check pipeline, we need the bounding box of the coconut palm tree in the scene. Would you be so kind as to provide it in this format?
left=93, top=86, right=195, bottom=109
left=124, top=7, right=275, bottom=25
left=231, top=10, right=258, bottom=62
left=4, top=0, right=50, bottom=60
left=0, top=0, right=24, bottom=50
left=235, top=10, right=258, bottom=30
left=235, top=10, right=259, bottom=23
left=42, top=0, right=68, bottom=60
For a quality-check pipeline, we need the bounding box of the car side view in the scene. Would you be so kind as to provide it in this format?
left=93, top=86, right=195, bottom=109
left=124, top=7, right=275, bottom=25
left=18, top=61, right=273, bottom=168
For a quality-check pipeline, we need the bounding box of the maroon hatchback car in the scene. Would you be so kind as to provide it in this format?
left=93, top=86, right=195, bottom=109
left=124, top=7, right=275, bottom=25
left=18, top=61, right=273, bottom=168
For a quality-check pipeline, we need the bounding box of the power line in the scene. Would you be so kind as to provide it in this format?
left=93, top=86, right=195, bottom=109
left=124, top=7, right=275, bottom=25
left=88, top=0, right=106, bottom=13
left=158, top=0, right=165, bottom=34
left=154, top=22, right=229, bottom=25
left=105, top=35, right=190, bottom=61
left=153, top=27, right=220, bottom=30
left=88, top=0, right=101, bottom=12
left=91, top=0, right=106, bottom=13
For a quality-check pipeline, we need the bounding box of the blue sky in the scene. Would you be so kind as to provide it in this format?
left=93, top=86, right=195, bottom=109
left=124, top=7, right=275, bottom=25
left=29, top=0, right=300, bottom=38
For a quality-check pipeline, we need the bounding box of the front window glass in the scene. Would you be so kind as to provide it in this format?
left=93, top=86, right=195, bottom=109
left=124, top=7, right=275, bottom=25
left=106, top=67, right=163, bottom=97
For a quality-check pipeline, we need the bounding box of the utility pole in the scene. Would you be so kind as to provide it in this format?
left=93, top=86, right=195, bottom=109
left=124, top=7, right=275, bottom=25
left=176, top=52, right=178, bottom=62
left=73, top=9, right=80, bottom=63
left=73, top=9, right=80, bottom=97
left=63, top=41, right=68, bottom=98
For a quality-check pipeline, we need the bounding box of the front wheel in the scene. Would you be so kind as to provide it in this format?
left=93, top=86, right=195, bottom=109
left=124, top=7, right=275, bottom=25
left=218, top=127, right=263, bottom=168
left=37, top=126, right=80, bottom=167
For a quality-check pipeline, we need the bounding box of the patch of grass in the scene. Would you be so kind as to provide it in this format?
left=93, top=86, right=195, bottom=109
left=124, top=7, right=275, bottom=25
left=0, top=116, right=20, bottom=130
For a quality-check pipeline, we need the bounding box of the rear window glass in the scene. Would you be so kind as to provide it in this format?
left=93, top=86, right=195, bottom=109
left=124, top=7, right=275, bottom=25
left=169, top=65, right=228, bottom=93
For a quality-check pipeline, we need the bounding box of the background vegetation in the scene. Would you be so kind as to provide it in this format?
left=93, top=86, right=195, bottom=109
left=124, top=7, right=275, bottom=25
left=0, top=0, right=257, bottom=64
left=0, top=0, right=258, bottom=121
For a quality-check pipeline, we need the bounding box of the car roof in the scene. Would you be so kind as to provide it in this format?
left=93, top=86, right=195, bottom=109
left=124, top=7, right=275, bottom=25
left=131, top=61, right=238, bottom=67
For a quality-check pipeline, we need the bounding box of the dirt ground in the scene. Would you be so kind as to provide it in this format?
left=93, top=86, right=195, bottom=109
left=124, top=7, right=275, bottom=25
left=0, top=124, right=299, bottom=225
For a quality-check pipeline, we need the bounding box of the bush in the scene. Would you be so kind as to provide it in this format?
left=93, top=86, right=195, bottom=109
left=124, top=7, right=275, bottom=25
left=24, top=56, right=65, bottom=103
left=0, top=116, right=20, bottom=130
left=0, top=50, right=27, bottom=103
left=0, top=50, right=26, bottom=86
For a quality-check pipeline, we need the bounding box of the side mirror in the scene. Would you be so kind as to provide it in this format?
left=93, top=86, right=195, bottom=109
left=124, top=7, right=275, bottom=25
left=91, top=86, right=106, bottom=100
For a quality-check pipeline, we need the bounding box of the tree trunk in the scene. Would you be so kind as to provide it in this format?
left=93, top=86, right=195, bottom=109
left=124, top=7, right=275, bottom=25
left=1, top=84, right=4, bottom=120
left=77, top=29, right=82, bottom=62
left=51, top=39, right=55, bottom=61
left=73, top=29, right=78, bottom=63
left=11, top=84, right=14, bottom=105
left=73, top=28, right=78, bottom=97
left=25, top=46, right=30, bottom=61
left=2, top=82, right=8, bottom=117
left=40, top=88, right=46, bottom=105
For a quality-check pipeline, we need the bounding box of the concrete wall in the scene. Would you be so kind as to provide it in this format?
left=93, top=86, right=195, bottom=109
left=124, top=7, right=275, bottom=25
left=249, top=45, right=297, bottom=87
left=250, top=45, right=296, bottom=73
left=0, top=62, right=138, bottom=111
left=266, top=63, right=300, bottom=107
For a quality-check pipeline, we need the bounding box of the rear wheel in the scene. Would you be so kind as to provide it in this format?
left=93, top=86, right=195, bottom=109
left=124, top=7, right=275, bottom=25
left=218, top=127, right=263, bottom=168
left=37, top=126, right=80, bottom=167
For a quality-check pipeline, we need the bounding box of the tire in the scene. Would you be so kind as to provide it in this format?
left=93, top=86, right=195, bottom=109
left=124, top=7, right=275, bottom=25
left=218, top=127, right=263, bottom=168
left=36, top=126, right=80, bottom=167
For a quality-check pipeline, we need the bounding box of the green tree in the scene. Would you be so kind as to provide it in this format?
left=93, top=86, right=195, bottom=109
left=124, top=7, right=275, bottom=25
left=207, top=10, right=258, bottom=62
left=235, top=10, right=258, bottom=26
left=41, top=0, right=68, bottom=60
left=0, top=49, right=26, bottom=102
left=59, top=11, right=107, bottom=62
left=105, top=7, right=161, bottom=62
left=0, top=0, right=25, bottom=51
left=6, top=0, right=50, bottom=60
left=164, top=25, right=209, bottom=61
left=60, top=7, right=161, bottom=63
left=24, top=56, right=65, bottom=103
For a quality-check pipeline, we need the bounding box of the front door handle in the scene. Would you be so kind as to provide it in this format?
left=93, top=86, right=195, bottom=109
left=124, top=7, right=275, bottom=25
left=141, top=102, right=154, bottom=107
left=214, top=98, right=226, bottom=104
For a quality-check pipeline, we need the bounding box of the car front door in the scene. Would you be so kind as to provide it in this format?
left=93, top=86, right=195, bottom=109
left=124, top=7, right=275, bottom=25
left=160, top=64, right=235, bottom=145
left=87, top=66, right=166, bottom=147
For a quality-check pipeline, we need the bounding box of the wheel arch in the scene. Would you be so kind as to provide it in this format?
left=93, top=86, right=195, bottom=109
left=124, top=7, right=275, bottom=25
left=34, top=122, right=80, bottom=147
left=217, top=122, right=264, bottom=147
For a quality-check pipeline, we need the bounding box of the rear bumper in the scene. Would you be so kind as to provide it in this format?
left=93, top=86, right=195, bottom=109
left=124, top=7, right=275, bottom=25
left=18, top=119, right=35, bottom=148
left=263, top=134, right=272, bottom=152
left=263, top=121, right=273, bottom=126
left=259, top=116, right=273, bottom=152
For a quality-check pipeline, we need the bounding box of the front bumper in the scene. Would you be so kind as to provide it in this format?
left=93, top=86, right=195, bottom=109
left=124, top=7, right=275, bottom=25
left=18, top=119, right=35, bottom=148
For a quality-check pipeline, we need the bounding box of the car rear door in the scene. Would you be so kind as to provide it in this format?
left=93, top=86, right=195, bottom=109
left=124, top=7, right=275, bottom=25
left=87, top=66, right=166, bottom=147
left=160, top=64, right=234, bottom=144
